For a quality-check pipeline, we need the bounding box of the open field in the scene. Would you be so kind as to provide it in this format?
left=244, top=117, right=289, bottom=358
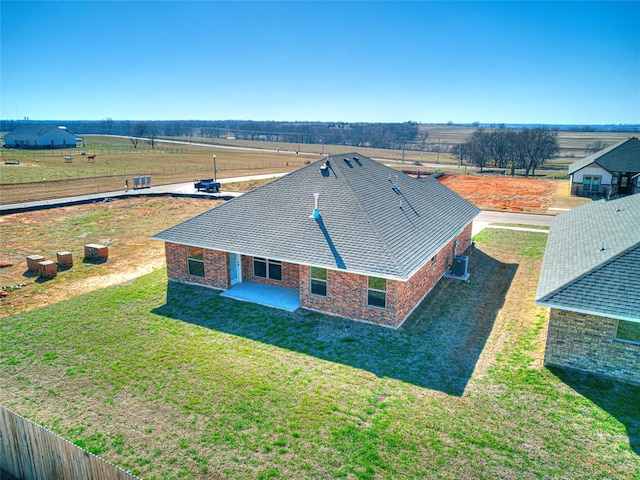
left=0, top=137, right=318, bottom=204
left=203, top=126, right=637, bottom=161
left=0, top=126, right=637, bottom=204
left=418, top=125, right=636, bottom=153
left=0, top=197, right=217, bottom=317
left=1, top=223, right=638, bottom=479
left=3, top=127, right=635, bottom=204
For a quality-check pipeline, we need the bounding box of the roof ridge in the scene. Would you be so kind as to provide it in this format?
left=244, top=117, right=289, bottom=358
left=329, top=154, right=408, bottom=277
left=567, top=136, right=639, bottom=174
left=538, top=241, right=640, bottom=303
left=594, top=136, right=639, bottom=167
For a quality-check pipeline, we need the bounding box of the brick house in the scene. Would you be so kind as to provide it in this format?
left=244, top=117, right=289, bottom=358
left=4, top=125, right=78, bottom=149
left=153, top=153, right=479, bottom=329
left=535, top=194, right=640, bottom=385
left=568, top=137, right=640, bottom=197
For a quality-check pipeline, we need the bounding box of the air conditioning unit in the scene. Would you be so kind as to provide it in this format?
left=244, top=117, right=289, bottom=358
left=452, top=255, right=468, bottom=277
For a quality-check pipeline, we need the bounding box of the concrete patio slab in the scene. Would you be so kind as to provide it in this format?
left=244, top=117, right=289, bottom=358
left=220, top=282, right=300, bottom=312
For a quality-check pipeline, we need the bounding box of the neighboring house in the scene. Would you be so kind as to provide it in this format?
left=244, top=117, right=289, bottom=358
left=568, top=137, right=640, bottom=197
left=535, top=194, right=640, bottom=385
left=4, top=125, right=78, bottom=149
left=153, top=153, right=480, bottom=328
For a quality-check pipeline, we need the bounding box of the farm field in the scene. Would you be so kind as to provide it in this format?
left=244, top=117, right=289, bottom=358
left=0, top=137, right=318, bottom=204
left=0, top=201, right=638, bottom=479
left=2, top=127, right=637, bottom=204
left=203, top=126, right=637, bottom=162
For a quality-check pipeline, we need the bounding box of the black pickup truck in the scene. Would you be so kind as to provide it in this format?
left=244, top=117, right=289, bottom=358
left=194, top=178, right=221, bottom=192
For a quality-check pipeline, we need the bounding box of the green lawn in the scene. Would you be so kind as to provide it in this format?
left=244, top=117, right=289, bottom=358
left=1, top=230, right=638, bottom=479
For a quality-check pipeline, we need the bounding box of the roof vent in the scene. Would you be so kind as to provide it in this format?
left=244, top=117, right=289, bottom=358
left=393, top=175, right=399, bottom=192
left=616, top=204, right=621, bottom=212
left=310, top=193, right=320, bottom=219
left=600, top=240, right=606, bottom=251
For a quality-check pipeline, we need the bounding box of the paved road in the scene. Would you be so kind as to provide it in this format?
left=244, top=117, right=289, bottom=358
left=476, top=210, right=552, bottom=227
left=0, top=173, right=288, bottom=214
left=1, top=175, right=556, bottom=232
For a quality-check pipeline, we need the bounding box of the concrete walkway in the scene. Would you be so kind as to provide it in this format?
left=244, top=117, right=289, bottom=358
left=221, top=282, right=300, bottom=312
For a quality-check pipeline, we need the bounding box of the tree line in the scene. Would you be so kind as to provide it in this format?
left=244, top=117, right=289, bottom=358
left=0, top=119, right=419, bottom=151
left=457, top=127, right=559, bottom=176
left=1, top=119, right=561, bottom=175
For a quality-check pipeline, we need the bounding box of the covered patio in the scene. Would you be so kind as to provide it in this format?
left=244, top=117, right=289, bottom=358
left=220, top=282, right=301, bottom=312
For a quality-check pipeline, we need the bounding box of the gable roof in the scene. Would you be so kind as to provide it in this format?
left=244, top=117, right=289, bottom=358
left=535, top=194, right=640, bottom=322
left=5, top=125, right=75, bottom=139
left=153, top=153, right=480, bottom=281
left=568, top=137, right=640, bottom=175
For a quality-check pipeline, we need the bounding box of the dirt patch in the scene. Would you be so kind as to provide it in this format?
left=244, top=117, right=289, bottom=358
left=439, top=174, right=557, bottom=212
left=0, top=197, right=217, bottom=317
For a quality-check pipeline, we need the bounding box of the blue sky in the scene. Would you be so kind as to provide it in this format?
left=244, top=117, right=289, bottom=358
left=1, top=1, right=639, bottom=124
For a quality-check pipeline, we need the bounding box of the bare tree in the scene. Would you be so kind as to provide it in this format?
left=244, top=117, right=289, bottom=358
left=586, top=140, right=607, bottom=154
left=463, top=129, right=492, bottom=172
left=100, top=117, right=114, bottom=134
left=521, top=128, right=559, bottom=176
left=130, top=121, right=148, bottom=149
left=488, top=129, right=511, bottom=169
left=148, top=121, right=158, bottom=149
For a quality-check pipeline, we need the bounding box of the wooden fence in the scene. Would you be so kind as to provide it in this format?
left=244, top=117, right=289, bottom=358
left=0, top=406, right=140, bottom=480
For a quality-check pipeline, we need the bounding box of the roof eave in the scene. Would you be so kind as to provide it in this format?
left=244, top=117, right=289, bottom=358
left=535, top=300, right=640, bottom=324
left=151, top=236, right=410, bottom=281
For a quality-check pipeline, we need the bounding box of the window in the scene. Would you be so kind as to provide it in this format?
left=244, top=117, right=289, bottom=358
left=583, top=176, right=601, bottom=193
left=615, top=320, right=640, bottom=345
left=621, top=176, right=629, bottom=188
left=310, top=267, right=327, bottom=297
left=187, top=246, right=205, bottom=277
left=367, top=276, right=386, bottom=309
left=253, top=257, right=282, bottom=281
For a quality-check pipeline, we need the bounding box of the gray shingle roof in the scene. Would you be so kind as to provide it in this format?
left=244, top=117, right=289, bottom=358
left=5, top=125, right=67, bottom=139
left=153, top=153, right=480, bottom=280
left=568, top=137, right=640, bottom=175
left=535, top=194, right=640, bottom=321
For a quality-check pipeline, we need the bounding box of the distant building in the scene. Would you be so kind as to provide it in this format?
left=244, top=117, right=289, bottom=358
left=4, top=125, right=78, bottom=149
left=536, top=194, right=640, bottom=385
left=568, top=137, right=640, bottom=197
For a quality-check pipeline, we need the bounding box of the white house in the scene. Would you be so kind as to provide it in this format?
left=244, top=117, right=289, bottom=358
left=568, top=137, right=640, bottom=197
left=4, top=125, right=78, bottom=149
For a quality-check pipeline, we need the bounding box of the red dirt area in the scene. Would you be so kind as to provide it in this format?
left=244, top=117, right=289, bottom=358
left=438, top=174, right=556, bottom=212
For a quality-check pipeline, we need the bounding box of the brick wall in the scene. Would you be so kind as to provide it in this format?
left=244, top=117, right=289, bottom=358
left=163, top=222, right=473, bottom=329
left=545, top=309, right=640, bottom=385
left=241, top=256, right=300, bottom=290
left=300, top=222, right=474, bottom=328
left=300, top=267, right=399, bottom=327
left=165, top=243, right=229, bottom=290
left=395, top=222, right=473, bottom=324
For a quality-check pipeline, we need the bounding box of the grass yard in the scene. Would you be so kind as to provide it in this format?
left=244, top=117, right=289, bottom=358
left=1, top=228, right=638, bottom=479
